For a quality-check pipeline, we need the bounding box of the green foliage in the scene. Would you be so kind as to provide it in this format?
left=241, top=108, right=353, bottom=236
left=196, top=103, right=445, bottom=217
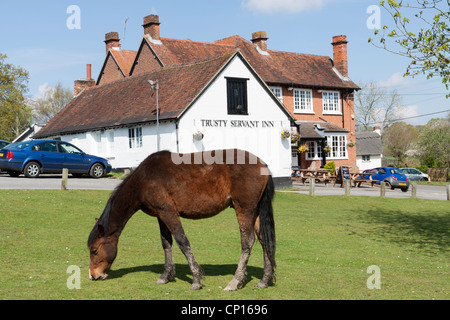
left=370, top=0, right=450, bottom=96
left=324, top=161, right=336, bottom=174
left=0, top=54, right=31, bottom=141
left=417, top=118, right=450, bottom=167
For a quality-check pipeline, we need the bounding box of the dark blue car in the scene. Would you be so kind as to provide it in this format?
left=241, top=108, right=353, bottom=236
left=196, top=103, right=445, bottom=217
left=361, top=167, right=410, bottom=192
left=0, top=139, right=111, bottom=178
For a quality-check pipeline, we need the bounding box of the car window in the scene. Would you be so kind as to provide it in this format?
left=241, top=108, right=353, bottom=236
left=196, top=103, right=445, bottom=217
left=32, top=142, right=58, bottom=153
left=379, top=168, right=386, bottom=174
left=8, top=141, right=34, bottom=149
left=411, top=169, right=420, bottom=174
left=391, top=168, right=403, bottom=174
left=59, top=142, right=83, bottom=154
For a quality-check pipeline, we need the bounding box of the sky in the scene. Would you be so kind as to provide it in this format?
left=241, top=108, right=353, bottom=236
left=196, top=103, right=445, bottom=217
left=0, top=0, right=448, bottom=126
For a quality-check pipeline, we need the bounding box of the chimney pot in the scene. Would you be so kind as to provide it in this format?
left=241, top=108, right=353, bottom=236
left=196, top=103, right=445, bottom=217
left=143, top=14, right=161, bottom=40
left=251, top=31, right=268, bottom=52
left=332, top=35, right=348, bottom=78
left=104, top=32, right=120, bottom=54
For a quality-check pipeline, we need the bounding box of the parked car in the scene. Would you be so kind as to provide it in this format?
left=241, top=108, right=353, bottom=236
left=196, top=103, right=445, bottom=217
left=0, top=139, right=112, bottom=178
left=400, top=168, right=429, bottom=181
left=0, top=140, right=10, bottom=149
left=361, top=167, right=410, bottom=192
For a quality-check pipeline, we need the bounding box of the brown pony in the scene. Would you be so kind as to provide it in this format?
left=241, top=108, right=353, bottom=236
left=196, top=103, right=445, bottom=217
left=87, top=149, right=275, bottom=291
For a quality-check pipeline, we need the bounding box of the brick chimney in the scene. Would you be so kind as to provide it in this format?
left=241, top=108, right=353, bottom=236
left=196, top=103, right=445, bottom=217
left=251, top=31, right=268, bottom=52
left=332, top=35, right=348, bottom=78
left=105, top=32, right=120, bottom=54
left=143, top=14, right=160, bottom=40
left=74, top=64, right=95, bottom=97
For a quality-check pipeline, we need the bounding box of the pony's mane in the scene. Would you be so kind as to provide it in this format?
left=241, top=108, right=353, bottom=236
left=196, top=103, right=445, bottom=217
left=87, top=171, right=135, bottom=248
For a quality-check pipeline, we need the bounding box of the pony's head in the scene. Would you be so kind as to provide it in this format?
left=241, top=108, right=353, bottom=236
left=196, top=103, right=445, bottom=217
left=88, top=220, right=118, bottom=280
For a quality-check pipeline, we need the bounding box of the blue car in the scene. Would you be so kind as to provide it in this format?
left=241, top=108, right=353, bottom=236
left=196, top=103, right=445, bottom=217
left=361, top=167, right=410, bottom=192
left=0, top=140, right=112, bottom=178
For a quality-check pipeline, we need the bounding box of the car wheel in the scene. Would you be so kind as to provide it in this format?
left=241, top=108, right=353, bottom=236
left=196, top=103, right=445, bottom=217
left=90, top=163, right=104, bottom=178
left=401, top=187, right=408, bottom=192
left=384, top=181, right=394, bottom=190
left=24, top=162, right=41, bottom=178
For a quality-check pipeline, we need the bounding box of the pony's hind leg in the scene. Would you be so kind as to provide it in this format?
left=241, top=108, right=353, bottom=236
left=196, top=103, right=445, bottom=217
left=156, top=218, right=175, bottom=284
left=224, top=209, right=256, bottom=291
left=255, top=216, right=275, bottom=288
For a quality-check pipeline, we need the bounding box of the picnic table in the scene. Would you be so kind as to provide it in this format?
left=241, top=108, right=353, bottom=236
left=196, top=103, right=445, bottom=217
left=292, top=168, right=333, bottom=186
left=352, top=172, right=379, bottom=188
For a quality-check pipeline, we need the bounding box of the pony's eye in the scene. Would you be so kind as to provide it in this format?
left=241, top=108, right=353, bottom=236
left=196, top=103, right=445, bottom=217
left=91, top=249, right=98, bottom=255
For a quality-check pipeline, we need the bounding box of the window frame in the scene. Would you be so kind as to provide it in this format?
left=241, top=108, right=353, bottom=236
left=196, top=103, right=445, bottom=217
left=322, top=91, right=341, bottom=114
left=226, top=77, right=249, bottom=115
left=128, top=126, right=143, bottom=149
left=293, top=88, right=314, bottom=114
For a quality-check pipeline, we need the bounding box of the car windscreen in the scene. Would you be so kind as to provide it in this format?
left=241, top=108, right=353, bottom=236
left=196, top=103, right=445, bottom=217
left=390, top=168, right=404, bottom=174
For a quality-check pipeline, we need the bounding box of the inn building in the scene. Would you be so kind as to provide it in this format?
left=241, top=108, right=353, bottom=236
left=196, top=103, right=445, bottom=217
left=35, top=14, right=360, bottom=185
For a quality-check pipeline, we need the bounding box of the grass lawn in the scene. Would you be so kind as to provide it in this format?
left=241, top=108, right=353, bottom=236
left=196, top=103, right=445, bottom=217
left=0, top=189, right=448, bottom=300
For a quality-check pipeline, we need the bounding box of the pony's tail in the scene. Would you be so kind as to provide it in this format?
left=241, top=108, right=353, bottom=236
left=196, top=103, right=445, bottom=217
left=258, top=174, right=276, bottom=273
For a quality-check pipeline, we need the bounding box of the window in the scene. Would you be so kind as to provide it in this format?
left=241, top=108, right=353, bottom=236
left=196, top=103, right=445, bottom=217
left=32, top=142, right=58, bottom=153
left=305, top=141, right=323, bottom=160
left=322, top=91, right=340, bottom=114
left=362, top=155, right=371, bottom=162
left=294, top=89, right=313, bottom=113
left=270, top=87, right=283, bottom=102
left=227, top=78, right=248, bottom=115
left=59, top=142, right=83, bottom=154
left=327, top=135, right=347, bottom=158
left=129, top=127, right=143, bottom=149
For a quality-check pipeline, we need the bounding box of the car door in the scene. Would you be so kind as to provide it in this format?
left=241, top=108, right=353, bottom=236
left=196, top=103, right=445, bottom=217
left=58, top=142, right=90, bottom=173
left=31, top=141, right=65, bottom=172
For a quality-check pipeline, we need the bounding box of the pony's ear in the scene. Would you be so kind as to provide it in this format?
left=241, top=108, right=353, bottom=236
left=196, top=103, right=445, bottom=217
left=95, top=218, right=99, bottom=223
left=97, top=224, right=105, bottom=238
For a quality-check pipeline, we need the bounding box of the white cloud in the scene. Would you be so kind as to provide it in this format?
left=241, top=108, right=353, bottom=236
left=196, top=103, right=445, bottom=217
left=242, top=0, right=327, bottom=14
left=377, top=72, right=419, bottom=89
left=398, top=104, right=420, bottom=124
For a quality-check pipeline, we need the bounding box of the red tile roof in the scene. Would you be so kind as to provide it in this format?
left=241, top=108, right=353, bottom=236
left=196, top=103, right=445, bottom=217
left=135, top=34, right=359, bottom=90
left=35, top=52, right=250, bottom=138
left=110, top=49, right=137, bottom=76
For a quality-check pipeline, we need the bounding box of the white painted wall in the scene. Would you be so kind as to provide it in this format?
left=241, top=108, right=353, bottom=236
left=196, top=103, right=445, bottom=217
left=178, top=55, right=292, bottom=178
left=356, top=155, right=382, bottom=172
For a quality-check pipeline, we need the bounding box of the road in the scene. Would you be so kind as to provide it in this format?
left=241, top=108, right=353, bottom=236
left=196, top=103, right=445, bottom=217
left=0, top=172, right=448, bottom=201
left=0, top=172, right=121, bottom=191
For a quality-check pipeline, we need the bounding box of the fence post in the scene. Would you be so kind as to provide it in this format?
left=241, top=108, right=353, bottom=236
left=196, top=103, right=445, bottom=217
left=344, top=179, right=351, bottom=196
left=309, top=177, right=315, bottom=196
left=61, top=168, right=69, bottom=191
left=447, top=183, right=450, bottom=201
left=411, top=183, right=417, bottom=199
left=380, top=182, right=385, bottom=198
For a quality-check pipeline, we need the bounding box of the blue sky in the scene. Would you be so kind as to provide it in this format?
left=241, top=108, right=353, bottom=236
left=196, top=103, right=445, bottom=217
left=1, top=0, right=448, bottom=125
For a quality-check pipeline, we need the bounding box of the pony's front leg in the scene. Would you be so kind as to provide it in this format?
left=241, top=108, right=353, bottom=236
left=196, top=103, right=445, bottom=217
left=156, top=218, right=175, bottom=284
left=159, top=212, right=204, bottom=290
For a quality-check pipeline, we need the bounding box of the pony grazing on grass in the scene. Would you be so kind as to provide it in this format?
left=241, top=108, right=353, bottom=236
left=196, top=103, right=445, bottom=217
left=88, top=149, right=276, bottom=291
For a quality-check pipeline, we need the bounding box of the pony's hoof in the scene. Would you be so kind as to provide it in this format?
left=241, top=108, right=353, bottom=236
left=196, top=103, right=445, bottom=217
left=224, top=278, right=241, bottom=291
left=190, top=283, right=203, bottom=290
left=256, top=281, right=268, bottom=289
left=156, top=278, right=169, bottom=285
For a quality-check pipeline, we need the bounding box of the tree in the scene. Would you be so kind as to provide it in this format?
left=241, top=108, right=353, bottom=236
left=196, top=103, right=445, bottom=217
left=0, top=54, right=31, bottom=141
left=369, top=0, right=450, bottom=96
left=383, top=121, right=419, bottom=166
left=417, top=117, right=450, bottom=167
left=355, top=82, right=404, bottom=131
left=32, top=82, right=73, bottom=124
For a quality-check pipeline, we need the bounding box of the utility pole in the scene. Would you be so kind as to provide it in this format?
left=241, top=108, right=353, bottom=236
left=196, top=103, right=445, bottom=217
left=148, top=80, right=160, bottom=151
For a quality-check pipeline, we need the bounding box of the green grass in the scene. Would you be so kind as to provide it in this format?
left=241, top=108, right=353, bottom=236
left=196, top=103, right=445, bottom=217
left=0, top=190, right=448, bottom=300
